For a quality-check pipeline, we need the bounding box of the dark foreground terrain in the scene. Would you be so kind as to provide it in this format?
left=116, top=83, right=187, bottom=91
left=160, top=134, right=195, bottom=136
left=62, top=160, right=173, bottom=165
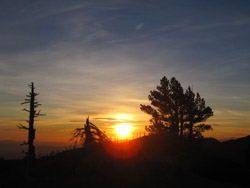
left=0, top=135, right=249, bottom=188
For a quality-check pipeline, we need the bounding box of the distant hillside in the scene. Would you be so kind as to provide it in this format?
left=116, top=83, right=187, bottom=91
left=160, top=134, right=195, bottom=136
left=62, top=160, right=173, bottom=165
left=201, top=136, right=250, bottom=165
left=0, top=135, right=249, bottom=188
left=0, top=140, right=71, bottom=159
left=218, top=136, right=250, bottom=165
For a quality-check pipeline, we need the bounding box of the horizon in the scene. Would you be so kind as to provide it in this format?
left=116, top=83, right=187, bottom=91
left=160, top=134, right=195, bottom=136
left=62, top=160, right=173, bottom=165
left=1, top=134, right=249, bottom=160
left=1, top=0, right=250, bottom=144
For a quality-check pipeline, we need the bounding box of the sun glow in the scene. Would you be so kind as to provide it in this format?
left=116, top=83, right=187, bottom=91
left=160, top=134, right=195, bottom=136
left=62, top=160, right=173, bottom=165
left=115, top=123, right=133, bottom=138
left=113, top=113, right=133, bottom=121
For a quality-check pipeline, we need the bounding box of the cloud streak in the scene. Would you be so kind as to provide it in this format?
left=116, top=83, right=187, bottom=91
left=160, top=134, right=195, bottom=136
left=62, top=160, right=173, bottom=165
left=0, top=0, right=250, bottom=141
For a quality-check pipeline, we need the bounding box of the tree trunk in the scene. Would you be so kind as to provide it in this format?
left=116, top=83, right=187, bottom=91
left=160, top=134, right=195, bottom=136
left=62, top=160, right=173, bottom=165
left=84, top=117, right=93, bottom=147
left=180, top=113, right=184, bottom=138
left=188, top=120, right=193, bottom=141
left=27, top=82, right=36, bottom=176
left=173, top=106, right=179, bottom=136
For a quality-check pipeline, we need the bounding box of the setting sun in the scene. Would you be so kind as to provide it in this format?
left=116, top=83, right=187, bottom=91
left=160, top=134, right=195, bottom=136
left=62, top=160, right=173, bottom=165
left=115, top=123, right=133, bottom=138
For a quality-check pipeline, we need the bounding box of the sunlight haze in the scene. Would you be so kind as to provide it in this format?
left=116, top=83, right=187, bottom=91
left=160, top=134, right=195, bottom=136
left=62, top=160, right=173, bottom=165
left=0, top=0, right=250, bottom=143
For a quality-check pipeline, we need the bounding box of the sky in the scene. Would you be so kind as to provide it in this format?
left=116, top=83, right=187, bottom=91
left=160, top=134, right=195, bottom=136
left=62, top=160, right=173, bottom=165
left=0, top=0, right=250, bottom=143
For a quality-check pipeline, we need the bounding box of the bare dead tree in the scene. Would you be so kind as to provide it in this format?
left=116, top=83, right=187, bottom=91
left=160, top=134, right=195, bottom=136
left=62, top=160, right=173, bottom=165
left=71, top=117, right=110, bottom=148
left=18, top=82, right=45, bottom=176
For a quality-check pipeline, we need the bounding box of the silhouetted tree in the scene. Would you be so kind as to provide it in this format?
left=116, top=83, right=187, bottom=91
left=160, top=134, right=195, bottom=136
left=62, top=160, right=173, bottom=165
left=185, top=87, right=213, bottom=140
left=141, top=76, right=213, bottom=140
left=140, top=76, right=185, bottom=136
left=72, top=117, right=110, bottom=148
left=18, top=82, right=44, bottom=176
left=169, top=77, right=186, bottom=136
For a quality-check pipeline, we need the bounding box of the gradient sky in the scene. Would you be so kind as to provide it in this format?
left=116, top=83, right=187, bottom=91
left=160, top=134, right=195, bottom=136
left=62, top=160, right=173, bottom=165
left=0, top=0, right=250, bottom=142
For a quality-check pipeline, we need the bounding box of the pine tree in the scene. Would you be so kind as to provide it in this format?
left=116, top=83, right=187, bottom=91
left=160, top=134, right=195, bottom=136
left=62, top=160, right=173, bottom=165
left=185, top=87, right=213, bottom=140
left=169, top=77, right=185, bottom=136
left=140, top=76, right=213, bottom=140
left=18, top=82, right=44, bottom=176
left=140, top=76, right=184, bottom=136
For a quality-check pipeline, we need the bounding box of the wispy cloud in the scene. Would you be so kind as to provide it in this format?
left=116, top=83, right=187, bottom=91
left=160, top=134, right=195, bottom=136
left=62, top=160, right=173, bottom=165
left=1, top=0, right=250, bottom=141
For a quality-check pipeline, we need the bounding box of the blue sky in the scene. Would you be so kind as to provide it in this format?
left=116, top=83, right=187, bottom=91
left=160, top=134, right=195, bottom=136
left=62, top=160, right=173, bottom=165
left=0, top=0, right=250, bottom=142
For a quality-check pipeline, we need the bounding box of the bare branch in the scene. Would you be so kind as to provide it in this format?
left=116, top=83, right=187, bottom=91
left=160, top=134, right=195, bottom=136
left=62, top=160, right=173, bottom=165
left=22, top=108, right=30, bottom=112
left=34, top=110, right=46, bottom=117
left=17, top=124, right=29, bottom=130
left=20, top=141, right=28, bottom=145
left=21, top=101, right=30, bottom=105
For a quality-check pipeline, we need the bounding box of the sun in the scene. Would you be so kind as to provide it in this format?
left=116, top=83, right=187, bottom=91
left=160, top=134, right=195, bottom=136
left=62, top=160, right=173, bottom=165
left=115, top=123, right=133, bottom=138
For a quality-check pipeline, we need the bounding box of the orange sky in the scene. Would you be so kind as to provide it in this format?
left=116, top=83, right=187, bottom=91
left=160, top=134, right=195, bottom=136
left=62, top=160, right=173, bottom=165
left=0, top=1, right=250, bottom=143
left=1, top=107, right=249, bottom=143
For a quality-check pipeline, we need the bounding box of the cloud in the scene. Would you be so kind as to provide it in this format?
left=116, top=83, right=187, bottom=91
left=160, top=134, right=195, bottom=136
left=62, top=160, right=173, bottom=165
left=135, top=23, right=144, bottom=30
left=1, top=0, right=250, bottom=141
left=93, top=118, right=119, bottom=121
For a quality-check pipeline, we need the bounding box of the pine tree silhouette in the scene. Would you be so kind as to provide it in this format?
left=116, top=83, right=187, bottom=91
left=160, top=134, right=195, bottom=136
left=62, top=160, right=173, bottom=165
left=140, top=76, right=213, bottom=140
left=185, top=87, right=213, bottom=140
